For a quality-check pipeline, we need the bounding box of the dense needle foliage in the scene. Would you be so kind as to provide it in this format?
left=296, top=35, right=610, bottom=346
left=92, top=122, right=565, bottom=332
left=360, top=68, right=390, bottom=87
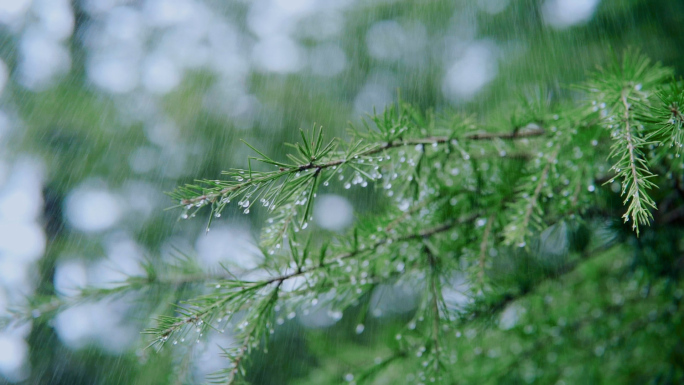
left=9, top=52, right=683, bottom=384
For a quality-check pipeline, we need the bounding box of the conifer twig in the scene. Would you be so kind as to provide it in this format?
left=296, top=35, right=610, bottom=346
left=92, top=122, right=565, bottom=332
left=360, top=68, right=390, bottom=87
left=176, top=127, right=545, bottom=207
left=617, top=90, right=656, bottom=234
left=262, top=216, right=475, bottom=286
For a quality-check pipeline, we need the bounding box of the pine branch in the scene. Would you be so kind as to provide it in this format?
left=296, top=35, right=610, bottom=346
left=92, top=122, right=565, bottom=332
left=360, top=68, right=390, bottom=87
left=1, top=258, right=226, bottom=329
left=262, top=217, right=474, bottom=287
left=585, top=50, right=671, bottom=235
left=174, top=128, right=545, bottom=207
left=616, top=89, right=657, bottom=234
left=21, top=50, right=684, bottom=385
left=209, top=280, right=283, bottom=385
left=170, top=123, right=545, bottom=249
left=143, top=214, right=474, bottom=355
left=503, top=146, right=560, bottom=247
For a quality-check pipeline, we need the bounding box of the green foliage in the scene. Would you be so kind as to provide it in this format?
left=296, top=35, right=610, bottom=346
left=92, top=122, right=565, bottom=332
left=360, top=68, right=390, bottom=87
left=582, top=51, right=673, bottom=234
left=158, top=52, right=683, bottom=383
left=6, top=51, right=684, bottom=385
left=67, top=52, right=682, bottom=383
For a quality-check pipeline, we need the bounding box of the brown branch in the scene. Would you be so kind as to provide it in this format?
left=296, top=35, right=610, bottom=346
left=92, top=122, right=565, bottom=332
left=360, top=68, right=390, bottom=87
left=179, top=127, right=546, bottom=206
left=150, top=216, right=476, bottom=344
left=263, top=215, right=476, bottom=286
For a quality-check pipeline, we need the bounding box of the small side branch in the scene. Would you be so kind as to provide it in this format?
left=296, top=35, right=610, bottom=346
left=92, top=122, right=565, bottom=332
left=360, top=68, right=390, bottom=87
left=522, top=148, right=558, bottom=233
left=263, top=216, right=475, bottom=286
left=618, top=90, right=656, bottom=234
left=177, top=127, right=545, bottom=207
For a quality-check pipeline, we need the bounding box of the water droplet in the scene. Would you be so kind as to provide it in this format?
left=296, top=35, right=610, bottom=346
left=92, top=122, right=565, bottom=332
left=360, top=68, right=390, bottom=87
left=344, top=183, right=351, bottom=189
left=345, top=373, right=354, bottom=382
left=328, top=310, right=343, bottom=320
left=355, top=324, right=365, bottom=334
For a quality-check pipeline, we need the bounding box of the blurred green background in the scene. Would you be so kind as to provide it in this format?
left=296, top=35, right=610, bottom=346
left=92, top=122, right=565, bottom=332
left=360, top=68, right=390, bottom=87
left=0, top=0, right=683, bottom=384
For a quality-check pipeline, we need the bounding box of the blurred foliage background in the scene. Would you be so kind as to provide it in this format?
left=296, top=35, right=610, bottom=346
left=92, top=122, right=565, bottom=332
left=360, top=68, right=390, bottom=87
left=0, top=0, right=683, bottom=384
